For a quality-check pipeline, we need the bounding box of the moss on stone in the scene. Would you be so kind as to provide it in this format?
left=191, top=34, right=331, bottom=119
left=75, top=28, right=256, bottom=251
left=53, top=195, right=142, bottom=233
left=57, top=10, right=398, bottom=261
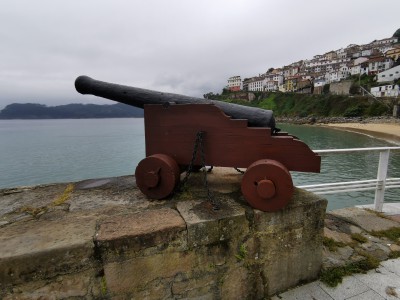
left=235, top=244, right=248, bottom=261
left=18, top=206, right=48, bottom=218
left=100, top=276, right=108, bottom=296
left=389, top=251, right=400, bottom=259
left=52, top=184, right=74, bottom=206
left=320, top=253, right=379, bottom=287
left=370, top=227, right=400, bottom=242
left=351, top=233, right=368, bottom=244
left=323, top=237, right=345, bottom=252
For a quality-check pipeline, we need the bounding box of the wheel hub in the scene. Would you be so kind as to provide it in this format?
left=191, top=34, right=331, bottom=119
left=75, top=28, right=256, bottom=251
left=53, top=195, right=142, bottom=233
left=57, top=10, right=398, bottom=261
left=256, top=179, right=275, bottom=199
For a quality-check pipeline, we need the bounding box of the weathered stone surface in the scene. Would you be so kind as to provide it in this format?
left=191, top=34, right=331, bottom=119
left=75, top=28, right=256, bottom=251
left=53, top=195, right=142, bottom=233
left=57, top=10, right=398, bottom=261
left=172, top=273, right=216, bottom=299
left=0, top=213, right=97, bottom=287
left=360, top=241, right=391, bottom=261
left=179, top=167, right=242, bottom=195
left=323, top=246, right=357, bottom=268
left=3, top=269, right=98, bottom=300
left=176, top=199, right=249, bottom=247
left=388, top=214, right=400, bottom=223
left=70, top=176, right=155, bottom=212
left=254, top=188, right=326, bottom=232
left=324, top=227, right=353, bottom=244
left=104, top=251, right=198, bottom=295
left=0, top=184, right=66, bottom=219
left=254, top=188, right=327, bottom=295
left=330, top=207, right=400, bottom=232
left=390, top=244, right=400, bottom=252
left=325, top=213, right=368, bottom=237
left=0, top=171, right=330, bottom=299
left=220, top=266, right=262, bottom=300
left=96, top=208, right=186, bottom=259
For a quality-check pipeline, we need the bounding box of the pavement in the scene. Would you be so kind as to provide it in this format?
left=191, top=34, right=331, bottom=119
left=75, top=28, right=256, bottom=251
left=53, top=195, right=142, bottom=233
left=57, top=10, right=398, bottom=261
left=272, top=258, right=400, bottom=300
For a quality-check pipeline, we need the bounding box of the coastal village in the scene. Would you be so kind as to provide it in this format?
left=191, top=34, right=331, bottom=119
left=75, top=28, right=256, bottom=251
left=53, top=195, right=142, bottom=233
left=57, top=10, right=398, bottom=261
left=227, top=31, right=400, bottom=98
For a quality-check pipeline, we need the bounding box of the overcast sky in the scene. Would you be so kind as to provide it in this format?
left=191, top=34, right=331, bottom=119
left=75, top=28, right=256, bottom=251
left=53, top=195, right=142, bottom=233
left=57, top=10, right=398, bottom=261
left=0, top=0, right=399, bottom=109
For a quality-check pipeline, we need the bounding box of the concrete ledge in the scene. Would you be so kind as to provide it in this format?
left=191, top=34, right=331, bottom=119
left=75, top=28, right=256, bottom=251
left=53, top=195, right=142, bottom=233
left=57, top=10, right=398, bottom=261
left=0, top=214, right=97, bottom=286
left=96, top=208, right=187, bottom=260
left=0, top=168, right=327, bottom=299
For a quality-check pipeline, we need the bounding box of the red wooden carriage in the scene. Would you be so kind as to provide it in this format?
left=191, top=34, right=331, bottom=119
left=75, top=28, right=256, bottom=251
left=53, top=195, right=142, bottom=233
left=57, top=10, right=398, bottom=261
left=135, top=104, right=320, bottom=212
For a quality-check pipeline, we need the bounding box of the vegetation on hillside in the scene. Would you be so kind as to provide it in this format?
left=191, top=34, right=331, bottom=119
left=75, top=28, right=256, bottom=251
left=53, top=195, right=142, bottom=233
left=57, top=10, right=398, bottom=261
left=205, top=91, right=391, bottom=118
left=393, top=28, right=400, bottom=39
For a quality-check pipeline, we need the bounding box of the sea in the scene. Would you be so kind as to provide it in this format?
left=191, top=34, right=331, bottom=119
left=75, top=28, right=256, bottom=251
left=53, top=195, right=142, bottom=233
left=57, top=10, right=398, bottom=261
left=0, top=118, right=399, bottom=211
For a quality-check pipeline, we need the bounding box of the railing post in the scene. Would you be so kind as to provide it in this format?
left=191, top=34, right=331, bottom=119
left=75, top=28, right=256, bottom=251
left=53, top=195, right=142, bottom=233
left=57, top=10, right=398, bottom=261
left=374, top=149, right=390, bottom=212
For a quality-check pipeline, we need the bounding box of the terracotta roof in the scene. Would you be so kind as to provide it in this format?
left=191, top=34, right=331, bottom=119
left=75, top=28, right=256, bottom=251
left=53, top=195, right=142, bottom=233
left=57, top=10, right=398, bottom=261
left=367, top=56, right=385, bottom=63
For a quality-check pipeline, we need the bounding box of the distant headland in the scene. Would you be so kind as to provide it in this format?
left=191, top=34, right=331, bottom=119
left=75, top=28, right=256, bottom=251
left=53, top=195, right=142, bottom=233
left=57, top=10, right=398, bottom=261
left=0, top=103, right=144, bottom=119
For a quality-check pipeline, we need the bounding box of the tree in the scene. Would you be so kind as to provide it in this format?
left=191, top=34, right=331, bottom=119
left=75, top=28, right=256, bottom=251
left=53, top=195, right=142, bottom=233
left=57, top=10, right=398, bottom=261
left=203, top=92, right=220, bottom=100
left=322, top=84, right=330, bottom=94
left=393, top=28, right=400, bottom=39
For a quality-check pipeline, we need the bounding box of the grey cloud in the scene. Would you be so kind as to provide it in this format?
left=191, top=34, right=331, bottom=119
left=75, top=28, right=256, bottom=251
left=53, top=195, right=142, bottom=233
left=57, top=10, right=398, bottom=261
left=1, top=0, right=399, bottom=109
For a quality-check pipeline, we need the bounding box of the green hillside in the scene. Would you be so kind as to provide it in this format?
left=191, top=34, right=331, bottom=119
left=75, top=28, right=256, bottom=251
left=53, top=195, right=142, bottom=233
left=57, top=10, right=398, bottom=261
left=210, top=92, right=390, bottom=118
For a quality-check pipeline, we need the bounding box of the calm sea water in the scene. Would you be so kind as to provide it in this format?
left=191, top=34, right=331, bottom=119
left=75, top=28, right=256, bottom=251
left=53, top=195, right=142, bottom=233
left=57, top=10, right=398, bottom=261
left=0, top=118, right=399, bottom=210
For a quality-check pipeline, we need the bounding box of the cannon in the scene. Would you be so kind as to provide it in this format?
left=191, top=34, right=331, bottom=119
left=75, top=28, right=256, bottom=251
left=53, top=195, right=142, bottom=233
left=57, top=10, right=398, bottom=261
left=75, top=76, right=321, bottom=212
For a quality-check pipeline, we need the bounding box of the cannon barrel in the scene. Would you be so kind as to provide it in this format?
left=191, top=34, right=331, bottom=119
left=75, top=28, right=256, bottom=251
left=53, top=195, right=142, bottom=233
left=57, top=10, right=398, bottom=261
left=75, top=75, right=275, bottom=129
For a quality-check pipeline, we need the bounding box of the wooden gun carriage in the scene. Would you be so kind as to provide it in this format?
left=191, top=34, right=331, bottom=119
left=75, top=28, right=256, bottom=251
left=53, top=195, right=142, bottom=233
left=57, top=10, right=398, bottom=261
left=75, top=76, right=321, bottom=212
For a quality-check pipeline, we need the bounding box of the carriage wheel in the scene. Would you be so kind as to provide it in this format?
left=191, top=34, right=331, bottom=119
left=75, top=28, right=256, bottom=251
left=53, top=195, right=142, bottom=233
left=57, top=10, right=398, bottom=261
left=241, top=159, right=294, bottom=212
left=135, top=154, right=180, bottom=199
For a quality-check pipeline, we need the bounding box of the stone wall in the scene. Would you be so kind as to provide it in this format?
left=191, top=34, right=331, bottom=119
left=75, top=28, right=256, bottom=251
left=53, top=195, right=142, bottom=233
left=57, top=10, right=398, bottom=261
left=330, top=80, right=353, bottom=95
left=0, top=171, right=327, bottom=299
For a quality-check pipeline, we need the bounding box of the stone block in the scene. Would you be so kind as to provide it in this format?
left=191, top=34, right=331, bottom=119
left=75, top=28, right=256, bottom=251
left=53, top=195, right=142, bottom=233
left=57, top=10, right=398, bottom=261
left=253, top=188, right=327, bottom=295
left=96, top=208, right=187, bottom=260
left=0, top=213, right=97, bottom=287
left=324, top=227, right=353, bottom=244
left=2, top=269, right=98, bottom=300
left=220, top=265, right=264, bottom=300
left=176, top=199, right=249, bottom=248
left=104, top=251, right=197, bottom=295
left=172, top=273, right=216, bottom=299
left=330, top=207, right=400, bottom=232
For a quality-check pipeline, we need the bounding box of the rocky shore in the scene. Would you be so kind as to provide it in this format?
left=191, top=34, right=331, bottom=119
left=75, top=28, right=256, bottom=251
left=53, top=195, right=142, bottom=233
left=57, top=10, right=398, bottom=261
left=276, top=116, right=400, bottom=125
left=276, top=116, right=400, bottom=144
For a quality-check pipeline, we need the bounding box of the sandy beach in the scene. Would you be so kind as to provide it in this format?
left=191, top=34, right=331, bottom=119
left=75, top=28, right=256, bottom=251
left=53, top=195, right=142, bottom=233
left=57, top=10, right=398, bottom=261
left=323, top=122, right=400, bottom=145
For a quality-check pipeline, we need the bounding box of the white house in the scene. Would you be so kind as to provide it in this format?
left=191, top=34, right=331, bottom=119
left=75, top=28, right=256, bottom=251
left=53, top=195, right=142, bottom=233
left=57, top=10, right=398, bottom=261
left=248, top=77, right=264, bottom=92
left=377, top=65, right=400, bottom=83
left=372, top=37, right=399, bottom=46
left=350, top=64, right=369, bottom=76
left=314, top=78, right=326, bottom=88
left=338, top=64, right=351, bottom=80
left=325, top=71, right=339, bottom=83
left=350, top=57, right=369, bottom=76
left=362, top=49, right=373, bottom=57
left=371, top=84, right=399, bottom=97
left=264, top=80, right=277, bottom=91
left=227, top=76, right=242, bottom=91
left=368, top=57, right=393, bottom=74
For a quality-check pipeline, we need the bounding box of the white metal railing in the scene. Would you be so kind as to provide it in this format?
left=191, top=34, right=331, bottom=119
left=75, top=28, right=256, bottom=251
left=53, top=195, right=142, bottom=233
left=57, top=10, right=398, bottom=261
left=297, top=146, right=400, bottom=212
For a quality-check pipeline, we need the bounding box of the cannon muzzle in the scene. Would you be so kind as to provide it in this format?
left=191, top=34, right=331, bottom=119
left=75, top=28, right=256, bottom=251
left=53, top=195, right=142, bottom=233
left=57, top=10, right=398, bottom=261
left=75, top=75, right=275, bottom=129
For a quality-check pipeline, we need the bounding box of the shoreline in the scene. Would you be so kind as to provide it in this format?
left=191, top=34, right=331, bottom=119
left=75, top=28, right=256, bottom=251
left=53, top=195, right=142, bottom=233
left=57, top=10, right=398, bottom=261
left=276, top=116, right=400, bottom=145
left=319, top=122, right=400, bottom=145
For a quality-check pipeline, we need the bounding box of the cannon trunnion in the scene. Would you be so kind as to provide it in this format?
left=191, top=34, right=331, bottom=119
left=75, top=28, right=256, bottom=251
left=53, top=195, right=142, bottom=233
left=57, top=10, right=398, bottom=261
left=75, top=76, right=321, bottom=212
